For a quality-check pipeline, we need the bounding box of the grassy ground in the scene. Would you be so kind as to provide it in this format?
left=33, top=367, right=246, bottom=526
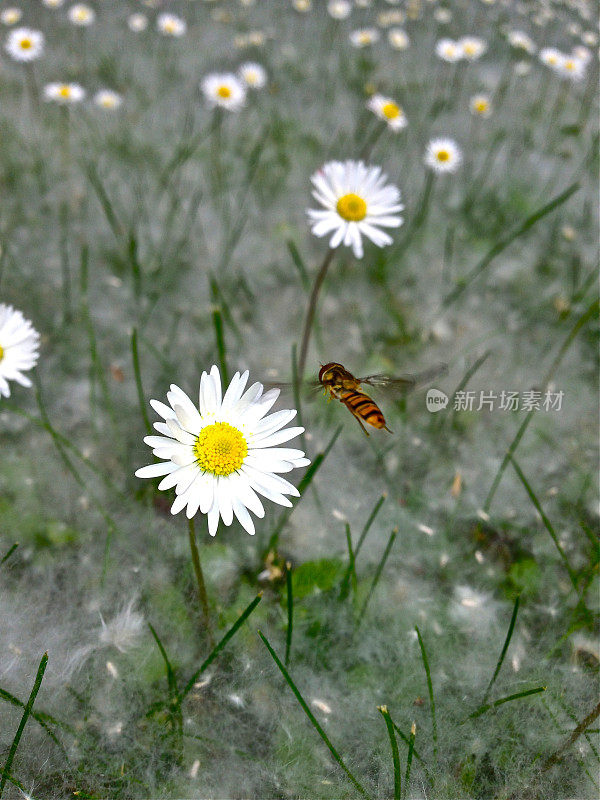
left=0, top=0, right=598, bottom=798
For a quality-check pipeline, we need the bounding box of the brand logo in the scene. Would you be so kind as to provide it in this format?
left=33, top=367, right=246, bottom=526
left=426, top=388, right=449, bottom=412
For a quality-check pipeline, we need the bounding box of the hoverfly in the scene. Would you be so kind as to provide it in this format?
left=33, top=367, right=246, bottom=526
left=316, top=361, right=447, bottom=436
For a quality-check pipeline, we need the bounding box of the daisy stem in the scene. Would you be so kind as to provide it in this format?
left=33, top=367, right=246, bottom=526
left=297, top=247, right=336, bottom=381
left=59, top=106, right=72, bottom=324
left=24, top=63, right=40, bottom=120
left=187, top=517, right=214, bottom=648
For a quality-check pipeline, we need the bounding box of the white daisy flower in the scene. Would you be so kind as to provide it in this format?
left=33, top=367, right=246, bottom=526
left=506, top=29, right=536, bottom=54
left=459, top=35, right=487, bottom=60
left=238, top=62, right=267, bottom=89
left=572, top=45, right=592, bottom=64
left=94, top=89, right=122, bottom=110
left=43, top=82, right=86, bottom=104
left=349, top=28, right=380, bottom=48
left=469, top=93, right=492, bottom=117
left=327, top=0, right=351, bottom=20
left=377, top=10, right=404, bottom=27
left=68, top=3, right=95, bottom=26
left=201, top=73, right=247, bottom=111
left=1, top=9, right=23, bottom=26
left=435, top=38, right=461, bottom=62
left=424, top=138, right=462, bottom=173
left=127, top=13, right=148, bottom=32
left=156, top=13, right=186, bottom=37
left=433, top=8, right=452, bottom=24
left=387, top=27, right=409, bottom=49
left=0, top=304, right=40, bottom=399
left=5, top=27, right=44, bottom=61
left=135, top=366, right=310, bottom=536
left=292, top=0, right=312, bottom=12
left=367, top=94, right=407, bottom=131
left=307, top=160, right=404, bottom=259
left=539, top=47, right=563, bottom=71
left=557, top=55, right=586, bottom=81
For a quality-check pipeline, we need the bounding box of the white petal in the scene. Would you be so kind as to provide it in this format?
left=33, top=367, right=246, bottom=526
left=232, top=497, right=255, bottom=535
left=217, top=477, right=234, bottom=526
left=135, top=462, right=178, bottom=478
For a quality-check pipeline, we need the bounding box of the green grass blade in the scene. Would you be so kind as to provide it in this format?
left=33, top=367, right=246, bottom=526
left=484, top=297, right=599, bottom=512
left=391, top=722, right=426, bottom=767
left=468, top=685, right=546, bottom=720
left=285, top=562, right=294, bottom=666
left=415, top=626, right=438, bottom=766
left=148, top=623, right=179, bottom=702
left=0, top=652, right=48, bottom=799
left=509, top=457, right=579, bottom=592
left=378, top=706, right=401, bottom=800
left=482, top=595, right=521, bottom=705
left=211, top=306, right=228, bottom=387
left=339, top=523, right=358, bottom=601
left=443, top=182, right=580, bottom=308
left=340, top=494, right=386, bottom=596
left=259, top=630, right=372, bottom=799
left=0, top=686, right=69, bottom=753
left=358, top=529, right=397, bottom=623
left=403, top=722, right=416, bottom=799
left=287, top=239, right=309, bottom=289
left=180, top=593, right=263, bottom=701
left=291, top=343, right=305, bottom=453
left=0, top=543, right=18, bottom=567
left=132, top=328, right=152, bottom=435
left=85, top=162, right=124, bottom=241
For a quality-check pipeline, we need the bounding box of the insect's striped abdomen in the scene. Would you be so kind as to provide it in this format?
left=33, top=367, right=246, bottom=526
left=339, top=388, right=388, bottom=429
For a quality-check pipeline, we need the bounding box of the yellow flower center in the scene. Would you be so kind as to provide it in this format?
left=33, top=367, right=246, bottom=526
left=464, top=44, right=476, bottom=55
left=436, top=149, right=450, bottom=161
left=194, top=422, right=248, bottom=476
left=336, top=193, right=367, bottom=221
left=382, top=101, right=400, bottom=119
left=217, top=85, right=232, bottom=98
left=59, top=85, right=72, bottom=98
left=565, top=60, right=575, bottom=70
left=548, top=55, right=557, bottom=64
left=0, top=345, right=4, bottom=362
left=164, top=21, right=175, bottom=32
left=475, top=100, right=488, bottom=113
left=20, top=38, right=32, bottom=49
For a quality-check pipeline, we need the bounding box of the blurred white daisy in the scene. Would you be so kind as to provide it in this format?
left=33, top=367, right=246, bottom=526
left=387, top=28, right=409, bottom=49
left=201, top=73, right=246, bottom=111
left=43, top=82, right=86, bottom=104
left=377, top=10, right=404, bottom=27
left=349, top=28, right=380, bottom=47
left=572, top=45, right=592, bottom=64
left=135, top=366, right=310, bottom=536
left=1, top=8, right=22, bottom=26
left=42, top=0, right=64, bottom=6
left=157, top=13, right=186, bottom=36
left=367, top=94, right=407, bottom=131
left=68, top=3, right=95, bottom=26
left=424, top=138, right=462, bottom=173
left=292, top=0, right=312, bottom=11
left=435, top=38, right=461, bottom=62
left=327, top=0, right=351, bottom=20
left=238, top=62, right=267, bottom=89
left=0, top=304, right=40, bottom=399
left=433, top=8, right=452, bottom=24
left=539, top=47, right=563, bottom=71
left=128, top=13, right=148, bottom=32
left=307, top=160, right=403, bottom=259
left=469, top=93, right=492, bottom=117
left=557, top=55, right=586, bottom=81
left=94, top=89, right=122, bottom=110
left=5, top=27, right=44, bottom=61
left=459, top=35, right=487, bottom=60
left=507, top=29, right=536, bottom=54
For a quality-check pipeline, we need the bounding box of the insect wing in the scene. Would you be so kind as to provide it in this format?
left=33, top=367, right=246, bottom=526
left=359, top=363, right=448, bottom=395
